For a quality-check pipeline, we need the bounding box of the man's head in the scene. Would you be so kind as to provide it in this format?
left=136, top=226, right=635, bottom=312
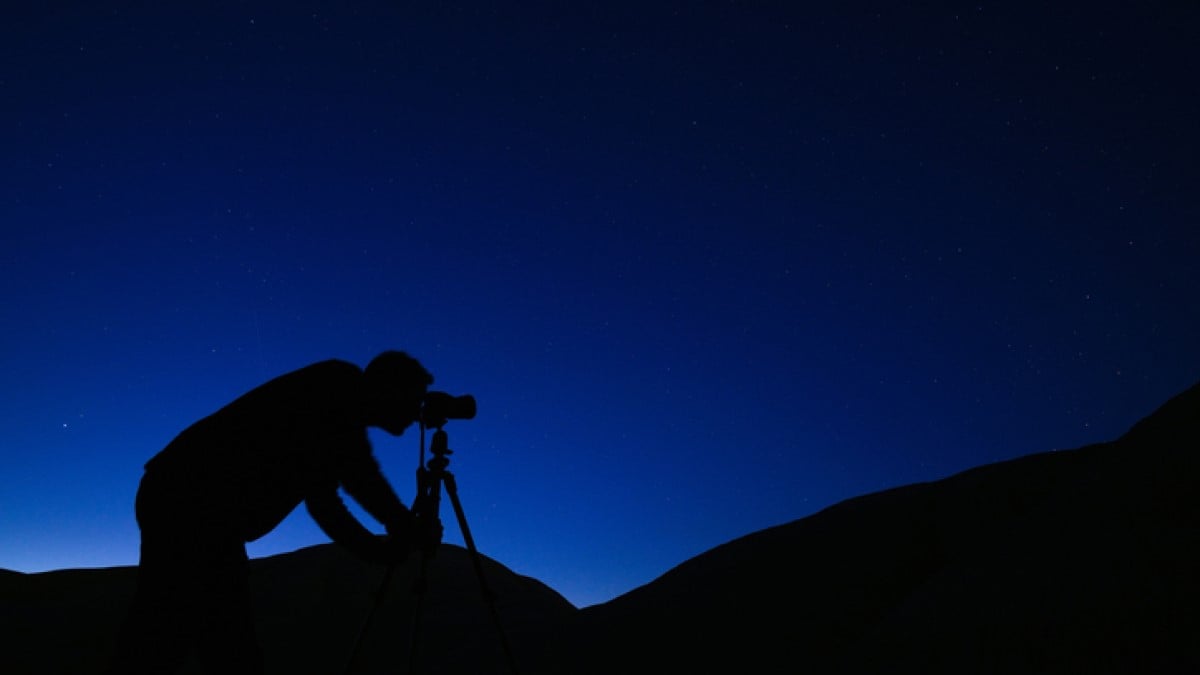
left=363, top=351, right=434, bottom=435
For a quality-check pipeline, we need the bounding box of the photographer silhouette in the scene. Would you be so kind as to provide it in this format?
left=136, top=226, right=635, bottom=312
left=106, top=351, right=433, bottom=675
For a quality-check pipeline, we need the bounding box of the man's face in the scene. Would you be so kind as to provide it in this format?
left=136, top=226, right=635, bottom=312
left=373, top=384, right=426, bottom=436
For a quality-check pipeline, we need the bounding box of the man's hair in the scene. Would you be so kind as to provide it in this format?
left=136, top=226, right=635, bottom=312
left=364, top=351, right=434, bottom=389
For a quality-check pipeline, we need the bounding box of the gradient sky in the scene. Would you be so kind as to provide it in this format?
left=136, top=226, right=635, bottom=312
left=2, top=2, right=1197, bottom=608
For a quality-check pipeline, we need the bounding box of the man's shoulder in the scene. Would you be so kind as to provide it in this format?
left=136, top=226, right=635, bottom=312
left=303, top=359, right=363, bottom=377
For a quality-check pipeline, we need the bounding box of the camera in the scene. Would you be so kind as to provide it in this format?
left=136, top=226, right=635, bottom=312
left=421, top=391, right=476, bottom=427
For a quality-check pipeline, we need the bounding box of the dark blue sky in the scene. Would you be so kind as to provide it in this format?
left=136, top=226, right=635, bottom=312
left=3, top=2, right=1197, bottom=607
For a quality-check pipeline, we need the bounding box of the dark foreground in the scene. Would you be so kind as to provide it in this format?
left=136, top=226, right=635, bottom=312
left=4, top=382, right=1198, bottom=674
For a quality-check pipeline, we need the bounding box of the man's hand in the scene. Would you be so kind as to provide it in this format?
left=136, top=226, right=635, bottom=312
left=368, top=509, right=415, bottom=565
left=378, top=507, right=442, bottom=561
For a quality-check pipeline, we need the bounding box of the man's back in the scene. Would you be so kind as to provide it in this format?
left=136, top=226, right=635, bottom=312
left=144, top=359, right=372, bottom=540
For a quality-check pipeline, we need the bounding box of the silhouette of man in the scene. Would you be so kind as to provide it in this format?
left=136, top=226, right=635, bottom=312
left=107, top=351, right=433, bottom=674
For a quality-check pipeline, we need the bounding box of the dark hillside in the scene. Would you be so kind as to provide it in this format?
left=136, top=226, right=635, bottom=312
left=531, top=382, right=1200, bottom=674
left=0, top=544, right=573, bottom=675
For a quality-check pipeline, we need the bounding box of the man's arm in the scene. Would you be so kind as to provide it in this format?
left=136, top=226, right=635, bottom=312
left=339, top=453, right=411, bottom=535
left=305, top=485, right=384, bottom=559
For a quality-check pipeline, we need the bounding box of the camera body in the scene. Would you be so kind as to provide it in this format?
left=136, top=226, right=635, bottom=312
left=420, top=391, right=476, bottom=428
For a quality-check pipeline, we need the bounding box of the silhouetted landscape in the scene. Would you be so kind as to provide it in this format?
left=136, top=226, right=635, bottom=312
left=4, top=381, right=1197, bottom=674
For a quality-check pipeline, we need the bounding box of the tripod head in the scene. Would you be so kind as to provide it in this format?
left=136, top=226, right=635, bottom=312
left=425, top=428, right=452, bottom=471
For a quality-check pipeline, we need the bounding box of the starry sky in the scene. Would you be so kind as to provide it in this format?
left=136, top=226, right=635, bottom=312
left=2, top=2, right=1197, bottom=608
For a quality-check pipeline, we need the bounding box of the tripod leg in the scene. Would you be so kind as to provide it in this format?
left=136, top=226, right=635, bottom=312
left=408, top=466, right=442, bottom=674
left=442, top=472, right=521, bottom=675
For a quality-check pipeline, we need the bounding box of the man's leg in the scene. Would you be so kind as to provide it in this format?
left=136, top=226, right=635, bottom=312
left=107, top=470, right=265, bottom=674
left=192, top=537, right=265, bottom=675
left=106, top=478, right=197, bottom=674
left=106, top=542, right=201, bottom=673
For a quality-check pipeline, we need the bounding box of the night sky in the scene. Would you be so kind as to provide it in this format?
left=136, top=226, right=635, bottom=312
left=3, top=2, right=1197, bottom=608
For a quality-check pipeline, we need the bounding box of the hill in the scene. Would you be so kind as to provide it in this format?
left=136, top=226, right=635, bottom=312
left=0, top=543, right=572, bottom=674
left=531, top=380, right=1200, bottom=674
left=3, top=381, right=1197, bottom=674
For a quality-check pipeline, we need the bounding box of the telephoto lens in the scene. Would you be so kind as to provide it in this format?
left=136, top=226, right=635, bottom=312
left=421, top=392, right=476, bottom=427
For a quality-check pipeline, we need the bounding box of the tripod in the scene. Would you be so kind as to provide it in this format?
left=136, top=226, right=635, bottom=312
left=343, top=425, right=520, bottom=675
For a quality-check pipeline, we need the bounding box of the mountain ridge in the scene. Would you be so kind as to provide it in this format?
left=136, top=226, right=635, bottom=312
left=531, top=380, right=1200, bottom=673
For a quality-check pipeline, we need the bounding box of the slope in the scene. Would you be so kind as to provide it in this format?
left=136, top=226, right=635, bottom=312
left=530, top=381, right=1199, bottom=674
